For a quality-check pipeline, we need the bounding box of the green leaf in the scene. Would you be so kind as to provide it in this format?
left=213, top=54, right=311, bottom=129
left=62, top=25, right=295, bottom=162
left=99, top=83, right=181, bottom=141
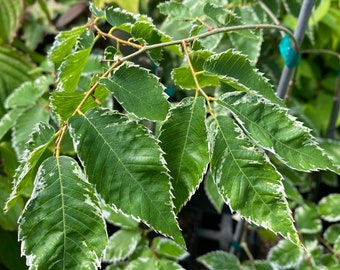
left=159, top=97, right=209, bottom=212
left=172, top=50, right=219, bottom=90
left=18, top=156, right=107, bottom=269
left=209, top=115, right=300, bottom=246
left=158, top=1, right=191, bottom=20
left=152, top=237, right=189, bottom=260
left=5, top=122, right=55, bottom=211
left=324, top=224, right=340, bottom=244
left=0, top=0, right=24, bottom=43
left=51, top=84, right=109, bottom=122
left=101, top=203, right=139, bottom=229
left=204, top=50, right=282, bottom=105
left=126, top=256, right=158, bottom=269
left=105, top=7, right=137, bottom=32
left=319, top=194, right=340, bottom=222
left=318, top=139, right=340, bottom=166
left=100, top=62, right=170, bottom=121
left=56, top=30, right=94, bottom=93
left=0, top=177, right=23, bottom=230
left=157, top=259, right=185, bottom=270
left=68, top=107, right=184, bottom=246
left=12, top=101, right=50, bottom=158
left=5, top=76, right=52, bottom=108
left=295, top=202, right=322, bottom=234
left=0, top=229, right=27, bottom=270
left=0, top=108, right=24, bottom=141
left=217, top=92, right=338, bottom=173
left=197, top=251, right=240, bottom=270
left=268, top=239, right=304, bottom=269
left=0, top=46, right=35, bottom=97
left=228, top=6, right=263, bottom=63
left=48, top=26, right=87, bottom=66
left=104, top=229, right=142, bottom=263
left=204, top=172, right=224, bottom=214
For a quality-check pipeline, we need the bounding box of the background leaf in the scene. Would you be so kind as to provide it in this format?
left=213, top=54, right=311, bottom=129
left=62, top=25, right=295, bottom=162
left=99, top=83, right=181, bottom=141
left=0, top=0, right=24, bottom=44
left=197, top=250, right=240, bottom=270
left=69, top=107, right=184, bottom=245
left=18, top=156, right=107, bottom=269
left=100, top=62, right=170, bottom=121
left=159, top=97, right=209, bottom=212
left=319, top=194, right=340, bottom=222
left=209, top=115, right=300, bottom=246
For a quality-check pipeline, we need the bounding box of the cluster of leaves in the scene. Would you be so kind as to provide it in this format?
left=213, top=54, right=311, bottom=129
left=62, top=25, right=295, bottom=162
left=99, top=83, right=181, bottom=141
left=0, top=0, right=340, bottom=269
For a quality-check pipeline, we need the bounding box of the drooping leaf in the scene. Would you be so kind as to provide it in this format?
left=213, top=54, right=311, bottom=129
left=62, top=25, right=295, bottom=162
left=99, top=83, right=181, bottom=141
left=12, top=101, right=50, bottom=158
left=100, top=62, right=170, bottom=121
left=5, top=76, right=52, bottom=108
left=5, top=122, right=55, bottom=211
left=48, top=26, right=87, bottom=66
left=204, top=172, right=224, bottom=214
left=159, top=97, right=209, bottom=212
left=104, top=229, right=142, bottom=263
left=18, top=156, right=107, bottom=269
left=68, top=107, right=184, bottom=246
left=152, top=237, right=189, bottom=260
left=268, top=239, right=304, bottom=269
left=209, top=115, right=300, bottom=246
left=0, top=0, right=24, bottom=43
left=319, top=194, right=340, bottom=222
left=0, top=108, right=24, bottom=141
left=56, top=29, right=95, bottom=93
left=197, top=251, right=240, bottom=270
left=51, top=84, right=109, bottom=122
left=204, top=50, right=282, bottom=105
left=172, top=50, right=219, bottom=90
left=295, top=201, right=322, bottom=234
left=217, top=92, right=339, bottom=173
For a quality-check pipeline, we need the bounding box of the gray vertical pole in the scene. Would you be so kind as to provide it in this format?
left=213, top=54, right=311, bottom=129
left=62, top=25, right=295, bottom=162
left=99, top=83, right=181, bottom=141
left=276, top=0, right=315, bottom=99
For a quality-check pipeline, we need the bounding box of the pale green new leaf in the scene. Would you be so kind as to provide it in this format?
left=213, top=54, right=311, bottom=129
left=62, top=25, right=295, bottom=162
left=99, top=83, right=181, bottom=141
left=152, top=237, right=189, bottom=260
left=0, top=108, right=24, bottom=141
left=5, top=122, right=55, bottom=211
left=100, top=62, right=170, bottom=121
left=319, top=194, right=340, bottom=222
left=12, top=102, right=50, bottom=158
left=0, top=0, right=24, bottom=43
left=158, top=1, right=191, bottom=20
left=18, top=156, right=107, bottom=269
left=56, top=30, right=94, bottom=93
left=68, top=107, right=184, bottom=246
left=5, top=76, right=52, bottom=109
left=268, top=240, right=304, bottom=269
left=51, top=84, right=109, bottom=122
left=159, top=97, right=209, bottom=212
left=48, top=26, right=87, bottom=66
left=172, top=50, right=219, bottom=90
left=209, top=115, right=300, bottom=246
left=218, top=92, right=338, bottom=173
left=105, top=7, right=136, bottom=32
left=197, top=251, right=240, bottom=270
left=104, top=229, right=142, bottom=263
left=204, top=50, right=282, bottom=105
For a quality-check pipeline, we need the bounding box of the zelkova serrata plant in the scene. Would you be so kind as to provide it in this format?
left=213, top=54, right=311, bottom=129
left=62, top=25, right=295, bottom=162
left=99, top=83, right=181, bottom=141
left=1, top=1, right=340, bottom=269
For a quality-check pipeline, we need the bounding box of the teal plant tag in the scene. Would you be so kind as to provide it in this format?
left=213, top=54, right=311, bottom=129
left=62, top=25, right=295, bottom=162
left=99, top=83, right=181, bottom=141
left=279, top=34, right=301, bottom=68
